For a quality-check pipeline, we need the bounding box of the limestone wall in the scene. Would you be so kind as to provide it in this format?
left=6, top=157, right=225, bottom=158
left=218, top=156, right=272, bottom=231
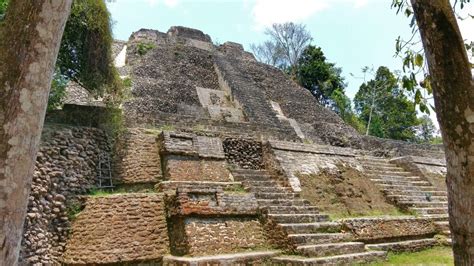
left=20, top=125, right=110, bottom=265
left=160, top=132, right=231, bottom=182
left=264, top=140, right=359, bottom=192
left=184, top=217, right=266, bottom=256
left=114, top=128, right=162, bottom=185
left=63, top=194, right=169, bottom=265
left=344, top=217, right=437, bottom=242
left=166, top=187, right=267, bottom=256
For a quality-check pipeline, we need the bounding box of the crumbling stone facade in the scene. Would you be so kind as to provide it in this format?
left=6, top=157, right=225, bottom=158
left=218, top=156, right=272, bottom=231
left=62, top=194, right=169, bottom=264
left=20, top=125, right=109, bottom=265
left=19, top=26, right=450, bottom=265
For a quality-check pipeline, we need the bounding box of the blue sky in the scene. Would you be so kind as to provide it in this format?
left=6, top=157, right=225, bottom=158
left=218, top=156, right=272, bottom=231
left=107, top=0, right=473, bottom=127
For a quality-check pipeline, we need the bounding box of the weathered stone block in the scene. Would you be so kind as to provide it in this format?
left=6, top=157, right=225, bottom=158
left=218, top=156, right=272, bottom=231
left=63, top=194, right=169, bottom=265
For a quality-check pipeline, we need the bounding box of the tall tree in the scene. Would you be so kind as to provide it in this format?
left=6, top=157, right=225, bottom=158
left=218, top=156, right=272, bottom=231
left=250, top=41, right=285, bottom=67
left=410, top=0, right=474, bottom=263
left=0, top=1, right=72, bottom=264
left=296, top=45, right=346, bottom=107
left=251, top=22, right=312, bottom=69
left=354, top=66, right=419, bottom=141
left=415, top=115, right=437, bottom=143
left=58, top=0, right=121, bottom=100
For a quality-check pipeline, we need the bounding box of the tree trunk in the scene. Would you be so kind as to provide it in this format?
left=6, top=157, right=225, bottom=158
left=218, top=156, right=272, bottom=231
left=0, top=1, right=72, bottom=264
left=411, top=0, right=474, bottom=264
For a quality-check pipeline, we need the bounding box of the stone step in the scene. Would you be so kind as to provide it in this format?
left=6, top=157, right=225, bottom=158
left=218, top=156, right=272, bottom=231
left=255, top=192, right=300, bottom=199
left=288, top=233, right=353, bottom=245
left=367, top=170, right=413, bottom=176
left=272, top=251, right=386, bottom=265
left=233, top=175, right=272, bottom=181
left=268, top=213, right=329, bottom=224
left=375, top=175, right=424, bottom=181
left=248, top=186, right=291, bottom=193
left=243, top=180, right=279, bottom=187
left=366, top=238, right=437, bottom=252
left=434, top=221, right=450, bottom=231
left=359, top=157, right=389, bottom=163
left=387, top=195, right=448, bottom=202
left=411, top=207, right=448, bottom=215
left=162, top=250, right=280, bottom=265
left=372, top=179, right=432, bottom=186
left=379, top=184, right=438, bottom=192
left=266, top=205, right=320, bottom=215
left=364, top=165, right=405, bottom=171
left=418, top=214, right=449, bottom=221
left=280, top=222, right=342, bottom=234
left=296, top=242, right=365, bottom=257
left=383, top=189, right=447, bottom=197
left=401, top=201, right=448, bottom=208
left=257, top=199, right=310, bottom=206
left=441, top=230, right=451, bottom=237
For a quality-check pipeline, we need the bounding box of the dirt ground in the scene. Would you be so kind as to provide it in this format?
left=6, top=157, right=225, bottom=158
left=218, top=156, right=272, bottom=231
left=297, top=166, right=402, bottom=218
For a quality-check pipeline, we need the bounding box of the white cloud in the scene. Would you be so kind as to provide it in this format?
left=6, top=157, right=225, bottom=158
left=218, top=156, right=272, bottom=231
left=252, top=0, right=328, bottom=29
left=251, top=0, right=369, bottom=29
left=146, top=0, right=158, bottom=6
left=145, top=0, right=179, bottom=8
left=164, top=0, right=179, bottom=8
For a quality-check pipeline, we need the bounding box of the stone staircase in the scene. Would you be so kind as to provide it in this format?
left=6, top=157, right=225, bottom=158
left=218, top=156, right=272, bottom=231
left=359, top=156, right=451, bottom=241
left=231, top=169, right=387, bottom=265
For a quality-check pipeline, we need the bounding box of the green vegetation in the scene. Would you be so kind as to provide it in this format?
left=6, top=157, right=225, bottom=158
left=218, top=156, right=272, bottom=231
left=66, top=202, right=84, bottom=221
left=59, top=0, right=123, bottom=104
left=1, top=0, right=124, bottom=109
left=223, top=184, right=247, bottom=194
left=366, top=246, right=454, bottom=266
left=0, top=0, right=7, bottom=19
left=354, top=66, right=419, bottom=141
left=47, top=70, right=69, bottom=111
left=137, top=42, right=156, bottom=56
left=296, top=45, right=346, bottom=108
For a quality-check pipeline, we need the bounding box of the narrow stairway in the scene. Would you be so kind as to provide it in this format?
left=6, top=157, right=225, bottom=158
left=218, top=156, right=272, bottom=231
left=231, top=169, right=386, bottom=265
left=359, top=156, right=451, bottom=242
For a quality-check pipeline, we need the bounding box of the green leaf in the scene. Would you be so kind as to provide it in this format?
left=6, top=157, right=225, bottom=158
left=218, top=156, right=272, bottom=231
left=414, top=89, right=422, bottom=104
left=415, top=54, right=424, bottom=67
left=404, top=8, right=412, bottom=17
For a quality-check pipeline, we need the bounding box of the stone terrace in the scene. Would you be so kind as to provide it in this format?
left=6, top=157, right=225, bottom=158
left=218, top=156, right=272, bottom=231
left=19, top=26, right=452, bottom=265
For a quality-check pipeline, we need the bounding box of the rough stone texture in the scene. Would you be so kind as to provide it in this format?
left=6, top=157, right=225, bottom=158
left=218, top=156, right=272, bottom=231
left=183, top=217, right=266, bottom=256
left=166, top=187, right=259, bottom=217
left=163, top=251, right=278, bottom=265
left=223, top=138, right=264, bottom=169
left=164, top=155, right=230, bottom=182
left=63, top=193, right=169, bottom=265
left=166, top=187, right=267, bottom=256
left=343, top=217, right=437, bottom=243
left=20, top=125, right=109, bottom=265
left=114, top=128, right=162, bottom=185
left=264, top=140, right=360, bottom=192
left=391, top=156, right=447, bottom=191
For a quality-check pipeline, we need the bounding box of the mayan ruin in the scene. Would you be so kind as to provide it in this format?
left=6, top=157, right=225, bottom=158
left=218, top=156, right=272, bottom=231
left=12, top=26, right=453, bottom=265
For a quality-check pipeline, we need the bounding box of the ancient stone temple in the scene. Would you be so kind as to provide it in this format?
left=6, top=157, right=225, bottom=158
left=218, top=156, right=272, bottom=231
left=20, top=26, right=450, bottom=265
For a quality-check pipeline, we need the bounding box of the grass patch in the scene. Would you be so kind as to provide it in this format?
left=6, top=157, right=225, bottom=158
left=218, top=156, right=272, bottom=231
left=137, top=42, right=156, bottom=56
left=223, top=184, right=247, bottom=194
left=365, top=246, right=453, bottom=266
left=158, top=124, right=175, bottom=131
